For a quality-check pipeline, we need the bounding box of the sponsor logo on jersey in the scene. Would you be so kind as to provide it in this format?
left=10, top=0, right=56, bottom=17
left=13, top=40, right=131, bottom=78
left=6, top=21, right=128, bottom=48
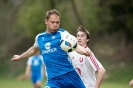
left=33, top=60, right=39, bottom=66
left=42, top=42, right=57, bottom=54
left=45, top=42, right=51, bottom=49
left=79, top=57, right=84, bottom=62
left=52, top=36, right=56, bottom=39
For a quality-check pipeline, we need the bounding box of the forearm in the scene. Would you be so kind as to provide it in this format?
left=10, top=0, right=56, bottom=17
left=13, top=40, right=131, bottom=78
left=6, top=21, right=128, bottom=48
left=75, top=45, right=91, bottom=56
left=19, top=46, right=39, bottom=60
left=95, top=68, right=106, bottom=88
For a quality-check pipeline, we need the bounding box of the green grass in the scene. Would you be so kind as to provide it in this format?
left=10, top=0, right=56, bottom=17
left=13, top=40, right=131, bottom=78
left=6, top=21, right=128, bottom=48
left=0, top=78, right=47, bottom=88
left=101, top=81, right=130, bottom=88
left=0, top=78, right=131, bottom=88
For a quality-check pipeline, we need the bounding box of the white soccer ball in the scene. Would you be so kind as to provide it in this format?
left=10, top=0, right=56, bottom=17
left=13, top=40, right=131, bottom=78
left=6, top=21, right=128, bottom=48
left=60, top=34, right=77, bottom=52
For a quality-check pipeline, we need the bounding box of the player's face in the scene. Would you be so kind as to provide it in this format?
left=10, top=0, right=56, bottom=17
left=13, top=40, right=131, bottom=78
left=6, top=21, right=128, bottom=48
left=76, top=31, right=89, bottom=47
left=45, top=14, right=60, bottom=33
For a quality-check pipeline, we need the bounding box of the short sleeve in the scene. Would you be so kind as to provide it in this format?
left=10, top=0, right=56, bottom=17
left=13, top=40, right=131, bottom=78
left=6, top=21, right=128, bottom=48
left=27, top=57, right=32, bottom=66
left=33, top=34, right=39, bottom=47
left=86, top=54, right=103, bottom=71
left=59, top=29, right=71, bottom=38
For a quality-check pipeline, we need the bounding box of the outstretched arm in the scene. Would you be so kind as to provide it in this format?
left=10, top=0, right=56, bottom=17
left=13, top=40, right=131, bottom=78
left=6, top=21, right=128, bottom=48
left=11, top=46, right=39, bottom=61
left=94, top=68, right=106, bottom=88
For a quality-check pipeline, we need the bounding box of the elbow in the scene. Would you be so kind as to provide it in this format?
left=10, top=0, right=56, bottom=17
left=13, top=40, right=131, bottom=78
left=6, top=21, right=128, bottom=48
left=103, top=68, right=106, bottom=75
left=99, top=67, right=106, bottom=75
left=103, top=68, right=106, bottom=74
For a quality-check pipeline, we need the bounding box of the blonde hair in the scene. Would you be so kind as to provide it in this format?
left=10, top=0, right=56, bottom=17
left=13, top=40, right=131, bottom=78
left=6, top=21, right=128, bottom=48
left=45, top=9, right=61, bottom=19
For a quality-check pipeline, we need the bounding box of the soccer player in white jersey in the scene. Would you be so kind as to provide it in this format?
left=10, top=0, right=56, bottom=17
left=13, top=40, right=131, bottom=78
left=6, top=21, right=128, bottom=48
left=11, top=9, right=92, bottom=88
left=25, top=51, right=45, bottom=88
left=69, top=26, right=106, bottom=88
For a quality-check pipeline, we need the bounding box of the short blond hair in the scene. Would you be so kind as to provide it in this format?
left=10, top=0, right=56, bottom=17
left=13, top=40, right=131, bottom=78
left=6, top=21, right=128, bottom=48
left=45, top=9, right=61, bottom=19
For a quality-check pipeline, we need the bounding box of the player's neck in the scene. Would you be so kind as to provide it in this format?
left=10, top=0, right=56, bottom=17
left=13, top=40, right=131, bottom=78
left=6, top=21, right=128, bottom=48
left=84, top=45, right=88, bottom=49
left=80, top=45, right=88, bottom=48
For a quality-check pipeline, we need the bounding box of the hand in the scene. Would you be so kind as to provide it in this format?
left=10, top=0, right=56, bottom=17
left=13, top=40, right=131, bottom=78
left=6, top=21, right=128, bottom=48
left=129, top=79, right=133, bottom=87
left=84, top=48, right=92, bottom=56
left=25, top=73, right=30, bottom=79
left=11, top=55, right=21, bottom=61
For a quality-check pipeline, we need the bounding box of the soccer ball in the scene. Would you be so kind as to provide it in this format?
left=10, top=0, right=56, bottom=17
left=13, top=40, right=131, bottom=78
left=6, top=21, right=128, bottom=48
left=60, top=34, right=77, bottom=52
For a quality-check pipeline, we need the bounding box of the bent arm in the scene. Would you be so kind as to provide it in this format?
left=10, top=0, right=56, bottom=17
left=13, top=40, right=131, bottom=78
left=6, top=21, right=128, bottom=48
left=75, top=45, right=92, bottom=56
left=11, top=46, right=40, bottom=61
left=95, top=68, right=106, bottom=88
left=19, top=46, right=39, bottom=59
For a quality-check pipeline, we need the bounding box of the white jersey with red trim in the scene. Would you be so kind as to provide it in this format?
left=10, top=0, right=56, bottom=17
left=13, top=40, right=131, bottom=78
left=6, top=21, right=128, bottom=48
left=69, top=47, right=103, bottom=88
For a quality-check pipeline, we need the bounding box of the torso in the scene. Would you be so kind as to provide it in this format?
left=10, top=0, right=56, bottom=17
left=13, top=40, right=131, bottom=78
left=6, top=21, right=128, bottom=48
left=35, top=28, right=75, bottom=79
left=69, top=48, right=103, bottom=88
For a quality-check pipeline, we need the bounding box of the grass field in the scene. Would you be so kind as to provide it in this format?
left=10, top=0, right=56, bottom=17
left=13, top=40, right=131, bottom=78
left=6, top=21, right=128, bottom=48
left=101, top=81, right=130, bottom=88
left=0, top=78, right=46, bottom=88
left=0, top=78, right=131, bottom=88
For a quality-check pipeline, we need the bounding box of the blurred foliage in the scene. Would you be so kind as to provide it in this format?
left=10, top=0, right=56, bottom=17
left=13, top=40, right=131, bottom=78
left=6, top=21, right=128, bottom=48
left=108, top=0, right=133, bottom=40
left=15, top=0, right=111, bottom=37
left=15, top=0, right=48, bottom=38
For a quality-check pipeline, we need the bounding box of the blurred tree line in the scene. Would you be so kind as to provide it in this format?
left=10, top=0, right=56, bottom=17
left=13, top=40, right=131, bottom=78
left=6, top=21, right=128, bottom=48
left=0, top=0, right=133, bottom=78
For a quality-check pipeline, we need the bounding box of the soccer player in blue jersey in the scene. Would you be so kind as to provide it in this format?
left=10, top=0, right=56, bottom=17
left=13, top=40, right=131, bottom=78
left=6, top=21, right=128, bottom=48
left=25, top=51, right=45, bottom=88
left=11, top=9, right=91, bottom=88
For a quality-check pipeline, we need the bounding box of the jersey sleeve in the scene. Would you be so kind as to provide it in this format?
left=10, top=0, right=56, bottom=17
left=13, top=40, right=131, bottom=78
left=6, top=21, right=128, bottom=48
left=33, top=34, right=39, bottom=47
left=27, top=57, right=32, bottom=66
left=86, top=53, right=103, bottom=71
left=59, top=28, right=71, bottom=38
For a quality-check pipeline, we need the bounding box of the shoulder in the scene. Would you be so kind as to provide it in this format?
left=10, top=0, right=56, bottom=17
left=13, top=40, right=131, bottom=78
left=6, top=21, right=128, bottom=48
left=58, top=28, right=69, bottom=34
left=69, top=51, right=77, bottom=55
left=38, top=55, right=43, bottom=59
left=35, top=32, right=46, bottom=38
left=69, top=51, right=81, bottom=59
left=57, top=28, right=70, bottom=37
left=58, top=28, right=65, bottom=32
left=28, top=56, right=33, bottom=61
left=27, top=57, right=33, bottom=65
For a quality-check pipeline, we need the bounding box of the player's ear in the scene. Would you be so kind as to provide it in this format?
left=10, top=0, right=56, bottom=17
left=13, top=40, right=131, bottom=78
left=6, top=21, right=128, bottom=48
left=45, top=19, right=48, bottom=24
left=87, top=39, right=89, bottom=42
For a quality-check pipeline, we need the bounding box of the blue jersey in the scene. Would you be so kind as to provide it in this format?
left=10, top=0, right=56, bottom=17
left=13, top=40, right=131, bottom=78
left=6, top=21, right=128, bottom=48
left=34, top=28, right=75, bottom=80
left=27, top=54, right=44, bottom=83
left=27, top=55, right=44, bottom=74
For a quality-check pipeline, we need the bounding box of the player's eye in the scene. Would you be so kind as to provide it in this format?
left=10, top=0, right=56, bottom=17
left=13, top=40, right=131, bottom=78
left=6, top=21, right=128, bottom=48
left=56, top=22, right=59, bottom=24
left=81, top=34, right=85, bottom=37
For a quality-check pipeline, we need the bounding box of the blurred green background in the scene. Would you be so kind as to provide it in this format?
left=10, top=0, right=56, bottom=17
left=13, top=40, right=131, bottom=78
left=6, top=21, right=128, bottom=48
left=0, top=0, right=133, bottom=88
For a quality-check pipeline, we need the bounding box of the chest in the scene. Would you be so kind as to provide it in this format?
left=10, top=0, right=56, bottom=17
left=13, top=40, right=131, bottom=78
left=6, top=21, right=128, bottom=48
left=70, top=52, right=87, bottom=66
left=32, top=59, right=42, bottom=66
left=38, top=33, right=61, bottom=51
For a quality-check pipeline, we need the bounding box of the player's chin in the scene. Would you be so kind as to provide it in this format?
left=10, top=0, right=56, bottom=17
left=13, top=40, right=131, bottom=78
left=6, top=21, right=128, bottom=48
left=52, top=29, right=58, bottom=33
left=77, top=42, right=82, bottom=45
